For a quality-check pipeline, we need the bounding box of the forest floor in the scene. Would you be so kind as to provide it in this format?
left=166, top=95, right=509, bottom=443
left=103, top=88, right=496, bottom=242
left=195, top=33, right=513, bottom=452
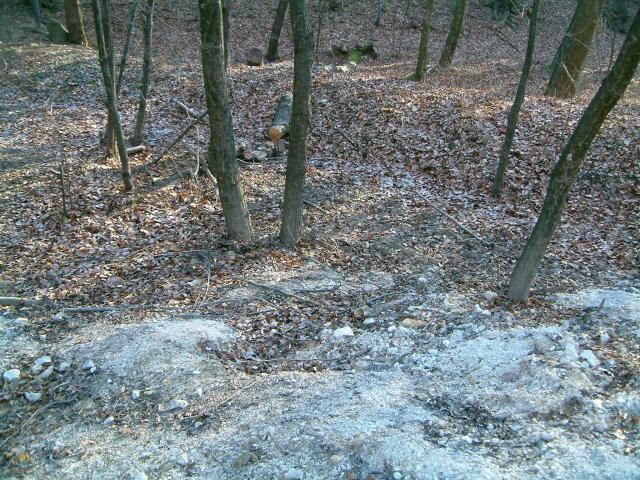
left=1, top=0, right=639, bottom=479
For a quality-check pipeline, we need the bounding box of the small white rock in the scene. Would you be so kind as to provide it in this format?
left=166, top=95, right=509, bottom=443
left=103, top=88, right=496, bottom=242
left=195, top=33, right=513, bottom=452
left=363, top=318, right=376, bottom=325
left=25, top=392, right=42, bottom=402
left=131, top=389, right=141, bottom=400
left=3, top=369, right=20, bottom=382
left=284, top=469, right=304, bottom=480
left=57, top=362, right=71, bottom=372
left=194, top=387, right=203, bottom=398
left=131, top=471, right=148, bottom=480
left=393, top=471, right=403, bottom=480
left=580, top=350, right=600, bottom=368
left=600, top=332, right=610, bottom=344
left=483, top=291, right=498, bottom=302
left=37, top=366, right=54, bottom=380
left=82, top=360, right=95, bottom=370
left=174, top=453, right=190, bottom=466
left=161, top=399, right=189, bottom=412
left=331, top=326, right=354, bottom=340
left=13, top=317, right=28, bottom=326
left=103, top=416, right=115, bottom=425
left=33, top=356, right=51, bottom=369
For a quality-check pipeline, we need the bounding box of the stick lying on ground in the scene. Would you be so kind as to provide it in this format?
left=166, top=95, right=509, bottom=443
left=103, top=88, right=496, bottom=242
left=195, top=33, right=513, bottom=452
left=416, top=192, right=493, bottom=247
left=0, top=296, right=50, bottom=308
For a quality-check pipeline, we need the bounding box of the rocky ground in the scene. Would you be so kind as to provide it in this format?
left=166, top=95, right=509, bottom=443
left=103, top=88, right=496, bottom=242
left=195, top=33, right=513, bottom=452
left=1, top=0, right=639, bottom=478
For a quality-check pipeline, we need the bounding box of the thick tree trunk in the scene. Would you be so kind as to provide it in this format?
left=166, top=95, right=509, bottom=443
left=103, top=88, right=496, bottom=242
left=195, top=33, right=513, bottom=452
left=132, top=0, right=155, bottom=146
left=92, top=0, right=134, bottom=191
left=280, top=0, right=314, bottom=247
left=199, top=0, right=253, bottom=240
left=265, top=0, right=288, bottom=62
left=116, top=0, right=140, bottom=96
left=414, top=0, right=435, bottom=81
left=492, top=0, right=540, bottom=197
left=508, top=8, right=640, bottom=301
left=545, top=0, right=606, bottom=98
left=438, top=0, right=467, bottom=67
left=64, top=0, right=87, bottom=44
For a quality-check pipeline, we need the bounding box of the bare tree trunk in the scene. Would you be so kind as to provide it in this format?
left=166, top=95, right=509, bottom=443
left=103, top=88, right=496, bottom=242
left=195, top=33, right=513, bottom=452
left=199, top=0, right=252, bottom=240
left=92, top=0, right=134, bottom=191
left=508, top=8, right=640, bottom=301
left=414, top=0, right=435, bottom=81
left=116, top=0, right=140, bottom=96
left=265, top=0, right=288, bottom=62
left=132, top=0, right=155, bottom=146
left=545, top=0, right=606, bottom=98
left=492, top=0, right=541, bottom=197
left=375, top=0, right=382, bottom=26
left=439, top=0, right=467, bottom=67
left=280, top=0, right=314, bottom=247
left=315, top=0, right=327, bottom=61
left=64, top=0, right=87, bottom=44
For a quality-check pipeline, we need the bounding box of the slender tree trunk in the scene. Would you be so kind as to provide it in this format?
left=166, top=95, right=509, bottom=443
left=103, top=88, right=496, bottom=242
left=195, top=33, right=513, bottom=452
left=492, top=0, right=541, bottom=197
left=414, top=0, right=435, bottom=81
left=265, top=0, right=288, bottom=62
left=439, top=0, right=467, bottom=67
left=375, top=0, right=382, bottom=26
left=545, top=0, right=606, bottom=98
left=315, top=0, right=327, bottom=61
left=132, top=0, right=155, bottom=146
left=508, top=8, right=640, bottom=301
left=222, top=0, right=231, bottom=69
left=31, top=0, right=44, bottom=26
left=64, top=0, right=87, bottom=44
left=116, top=0, right=140, bottom=96
left=199, top=0, right=252, bottom=240
left=91, top=0, right=134, bottom=191
left=280, top=0, right=314, bottom=247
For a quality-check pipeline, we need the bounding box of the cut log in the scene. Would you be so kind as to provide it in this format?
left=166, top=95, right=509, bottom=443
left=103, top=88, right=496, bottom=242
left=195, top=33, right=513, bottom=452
left=246, top=47, right=264, bottom=66
left=126, top=145, right=146, bottom=155
left=266, top=91, right=293, bottom=153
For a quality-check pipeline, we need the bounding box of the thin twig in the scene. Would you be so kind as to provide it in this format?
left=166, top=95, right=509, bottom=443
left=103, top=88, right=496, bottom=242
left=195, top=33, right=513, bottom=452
left=416, top=192, right=493, bottom=247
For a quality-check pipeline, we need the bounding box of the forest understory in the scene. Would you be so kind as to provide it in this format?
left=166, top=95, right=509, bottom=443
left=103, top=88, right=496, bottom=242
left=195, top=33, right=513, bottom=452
left=0, top=0, right=639, bottom=479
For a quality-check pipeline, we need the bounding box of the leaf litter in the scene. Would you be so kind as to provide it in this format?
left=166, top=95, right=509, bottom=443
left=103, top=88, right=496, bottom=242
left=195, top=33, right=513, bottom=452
left=0, top=0, right=638, bottom=478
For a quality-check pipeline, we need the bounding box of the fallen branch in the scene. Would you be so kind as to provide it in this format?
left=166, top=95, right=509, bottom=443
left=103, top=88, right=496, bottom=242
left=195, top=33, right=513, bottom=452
left=60, top=304, right=186, bottom=314
left=303, top=199, right=329, bottom=214
left=246, top=280, right=321, bottom=306
left=0, top=296, right=50, bottom=308
left=172, top=99, right=210, bottom=126
left=416, top=192, right=493, bottom=247
left=137, top=109, right=209, bottom=170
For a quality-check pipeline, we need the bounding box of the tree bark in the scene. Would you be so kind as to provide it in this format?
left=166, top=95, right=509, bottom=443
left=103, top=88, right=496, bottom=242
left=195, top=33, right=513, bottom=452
left=375, top=0, right=382, bottom=26
left=438, top=0, right=467, bottom=67
left=132, top=0, right=155, bottom=146
left=545, top=0, right=606, bottom=98
left=492, top=0, right=540, bottom=197
left=280, top=0, right=314, bottom=247
left=199, top=0, right=252, bottom=240
left=64, top=0, right=87, bottom=44
left=414, top=0, right=435, bottom=81
left=222, top=0, right=231, bottom=69
left=508, top=8, right=640, bottom=301
left=92, top=0, right=134, bottom=191
left=265, top=0, right=288, bottom=62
